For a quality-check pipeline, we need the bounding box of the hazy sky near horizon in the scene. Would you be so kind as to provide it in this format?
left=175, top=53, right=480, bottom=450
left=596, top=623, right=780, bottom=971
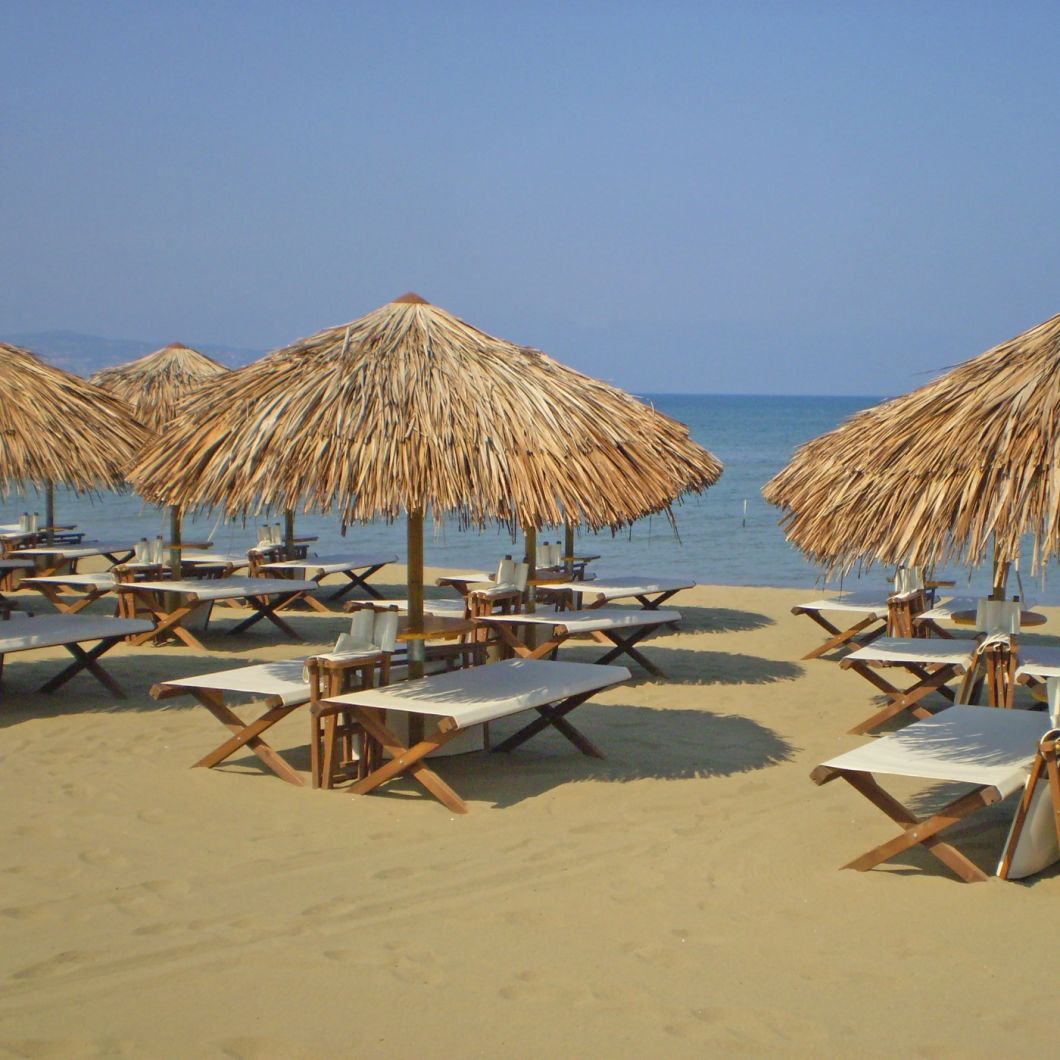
left=3, top=1, right=1059, bottom=395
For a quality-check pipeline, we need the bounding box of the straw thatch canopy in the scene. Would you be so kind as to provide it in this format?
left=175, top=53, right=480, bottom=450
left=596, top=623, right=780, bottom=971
left=762, top=312, right=1060, bottom=575
left=0, top=342, right=149, bottom=495
left=129, top=294, right=722, bottom=531
left=90, top=343, right=229, bottom=433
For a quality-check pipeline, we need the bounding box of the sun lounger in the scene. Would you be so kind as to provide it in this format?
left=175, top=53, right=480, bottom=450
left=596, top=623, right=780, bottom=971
left=0, top=613, right=154, bottom=697
left=539, top=575, right=694, bottom=612
left=839, top=636, right=980, bottom=733
left=791, top=591, right=891, bottom=659
left=21, top=572, right=119, bottom=614
left=254, top=553, right=398, bottom=609
left=151, top=660, right=316, bottom=785
left=473, top=607, right=680, bottom=677
left=10, top=541, right=136, bottom=576
left=811, top=705, right=1059, bottom=882
left=116, top=576, right=318, bottom=650
left=318, top=658, right=630, bottom=812
left=911, top=595, right=980, bottom=638
left=347, top=597, right=468, bottom=619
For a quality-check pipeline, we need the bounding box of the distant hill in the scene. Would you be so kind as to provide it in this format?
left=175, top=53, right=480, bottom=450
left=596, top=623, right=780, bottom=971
left=2, top=330, right=264, bottom=376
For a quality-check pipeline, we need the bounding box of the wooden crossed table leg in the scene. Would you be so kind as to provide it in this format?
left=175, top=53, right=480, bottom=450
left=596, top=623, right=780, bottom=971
left=793, top=607, right=886, bottom=660
left=227, top=592, right=304, bottom=639
left=346, top=690, right=606, bottom=813
left=188, top=688, right=304, bottom=786
left=840, top=659, right=963, bottom=735
left=29, top=582, right=112, bottom=615
left=489, top=623, right=665, bottom=677
left=127, top=597, right=212, bottom=651
left=323, top=564, right=387, bottom=602
left=37, top=637, right=129, bottom=697
left=811, top=766, right=1001, bottom=883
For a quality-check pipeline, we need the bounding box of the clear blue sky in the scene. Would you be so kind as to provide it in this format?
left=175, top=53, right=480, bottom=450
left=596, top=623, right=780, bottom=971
left=3, top=1, right=1059, bottom=395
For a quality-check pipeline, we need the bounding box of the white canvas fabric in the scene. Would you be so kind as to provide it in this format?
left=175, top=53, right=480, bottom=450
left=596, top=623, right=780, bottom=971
left=322, top=658, right=630, bottom=730
left=820, top=706, right=1050, bottom=795
left=159, top=659, right=312, bottom=707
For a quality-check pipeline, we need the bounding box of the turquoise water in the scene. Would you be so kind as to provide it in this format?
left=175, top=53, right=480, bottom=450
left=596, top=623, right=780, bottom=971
left=2, top=394, right=1054, bottom=603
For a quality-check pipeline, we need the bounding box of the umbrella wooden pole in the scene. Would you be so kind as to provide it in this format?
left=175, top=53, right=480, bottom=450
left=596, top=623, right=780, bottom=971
left=522, top=525, right=538, bottom=653
left=564, top=522, right=575, bottom=577
left=45, top=481, right=54, bottom=546
left=991, top=547, right=1010, bottom=601
left=284, top=509, right=295, bottom=560
left=168, top=506, right=182, bottom=579
left=406, top=509, right=426, bottom=744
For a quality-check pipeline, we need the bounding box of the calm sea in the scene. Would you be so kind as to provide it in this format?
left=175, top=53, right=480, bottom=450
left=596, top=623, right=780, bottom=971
left=3, top=394, right=1055, bottom=603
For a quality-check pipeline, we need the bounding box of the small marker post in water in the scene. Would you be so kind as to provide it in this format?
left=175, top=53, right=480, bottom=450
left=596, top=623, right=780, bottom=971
left=742, top=499, right=747, bottom=527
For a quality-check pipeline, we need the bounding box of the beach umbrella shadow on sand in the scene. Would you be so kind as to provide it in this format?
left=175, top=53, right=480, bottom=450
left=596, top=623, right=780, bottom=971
left=0, top=342, right=149, bottom=540
left=128, top=292, right=723, bottom=732
left=90, top=343, right=230, bottom=572
left=762, top=311, right=1060, bottom=594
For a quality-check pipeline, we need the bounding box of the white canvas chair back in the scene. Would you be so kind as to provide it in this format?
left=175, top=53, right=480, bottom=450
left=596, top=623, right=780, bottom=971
left=1048, top=677, right=1060, bottom=728
left=335, top=609, right=399, bottom=656
left=893, top=566, right=923, bottom=596
left=495, top=557, right=529, bottom=592
left=975, top=598, right=1021, bottom=637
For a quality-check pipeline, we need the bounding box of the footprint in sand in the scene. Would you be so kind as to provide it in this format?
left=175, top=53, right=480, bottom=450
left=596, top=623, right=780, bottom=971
left=371, top=865, right=412, bottom=881
left=13, top=950, right=94, bottom=981
left=79, top=847, right=130, bottom=869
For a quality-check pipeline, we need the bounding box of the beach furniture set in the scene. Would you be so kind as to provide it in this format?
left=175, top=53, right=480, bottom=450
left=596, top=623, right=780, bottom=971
left=147, top=556, right=693, bottom=811
left=804, top=585, right=1060, bottom=881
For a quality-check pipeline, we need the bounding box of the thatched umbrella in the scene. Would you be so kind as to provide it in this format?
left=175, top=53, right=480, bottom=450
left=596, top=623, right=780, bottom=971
left=0, top=342, right=150, bottom=541
left=91, top=343, right=229, bottom=572
left=763, top=312, right=1060, bottom=594
left=129, top=293, right=722, bottom=688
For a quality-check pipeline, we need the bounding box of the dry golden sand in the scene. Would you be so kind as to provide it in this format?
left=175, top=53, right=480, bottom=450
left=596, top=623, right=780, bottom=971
left=0, top=566, right=1057, bottom=1057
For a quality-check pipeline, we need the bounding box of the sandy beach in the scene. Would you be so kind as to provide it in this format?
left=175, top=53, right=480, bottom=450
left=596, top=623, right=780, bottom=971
left=1, top=568, right=1057, bottom=1057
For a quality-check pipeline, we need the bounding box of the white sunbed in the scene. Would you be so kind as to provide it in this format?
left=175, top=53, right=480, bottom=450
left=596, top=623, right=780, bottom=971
left=473, top=607, right=681, bottom=677
left=20, top=572, right=119, bottom=614
left=812, top=705, right=1060, bottom=882
left=911, top=595, right=981, bottom=637
left=538, top=575, right=694, bottom=611
left=11, top=540, right=136, bottom=575
left=791, top=591, right=892, bottom=660
left=115, top=576, right=318, bottom=651
left=0, top=613, right=154, bottom=697
left=839, top=636, right=981, bottom=734
left=254, top=553, right=398, bottom=608
left=318, top=658, right=631, bottom=813
left=152, top=659, right=317, bottom=786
